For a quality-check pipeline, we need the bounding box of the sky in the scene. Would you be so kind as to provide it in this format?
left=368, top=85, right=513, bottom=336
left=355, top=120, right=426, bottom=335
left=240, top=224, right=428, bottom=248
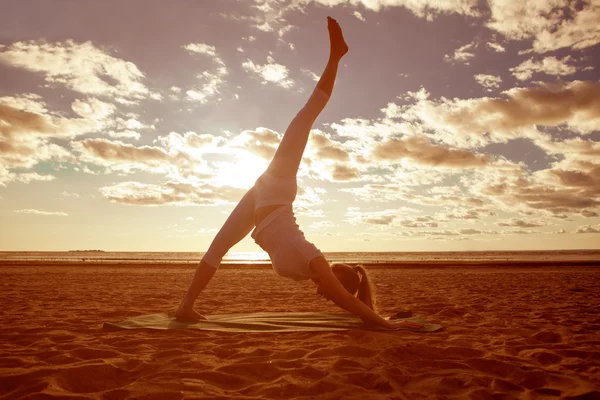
left=1, top=0, right=599, bottom=252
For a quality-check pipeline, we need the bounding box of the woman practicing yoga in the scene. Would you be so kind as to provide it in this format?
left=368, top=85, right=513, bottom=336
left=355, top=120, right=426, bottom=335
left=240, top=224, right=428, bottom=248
left=176, top=17, right=422, bottom=330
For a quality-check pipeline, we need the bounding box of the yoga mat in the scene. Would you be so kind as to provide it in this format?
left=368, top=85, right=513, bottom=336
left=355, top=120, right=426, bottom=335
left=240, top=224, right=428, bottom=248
left=103, top=312, right=442, bottom=333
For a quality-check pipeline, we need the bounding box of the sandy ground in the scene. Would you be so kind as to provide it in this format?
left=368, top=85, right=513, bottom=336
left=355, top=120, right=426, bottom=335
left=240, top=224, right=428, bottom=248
left=1, top=265, right=599, bottom=399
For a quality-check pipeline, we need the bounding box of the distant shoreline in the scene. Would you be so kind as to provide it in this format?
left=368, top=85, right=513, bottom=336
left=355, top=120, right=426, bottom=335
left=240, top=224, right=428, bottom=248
left=1, top=260, right=598, bottom=269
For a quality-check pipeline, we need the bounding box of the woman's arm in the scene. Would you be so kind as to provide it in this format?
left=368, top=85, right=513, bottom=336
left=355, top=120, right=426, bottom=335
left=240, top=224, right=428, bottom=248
left=310, top=257, right=399, bottom=328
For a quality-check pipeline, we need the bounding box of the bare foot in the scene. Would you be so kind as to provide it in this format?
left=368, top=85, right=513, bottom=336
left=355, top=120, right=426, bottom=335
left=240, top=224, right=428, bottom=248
left=175, top=306, right=207, bottom=321
left=327, top=16, right=348, bottom=59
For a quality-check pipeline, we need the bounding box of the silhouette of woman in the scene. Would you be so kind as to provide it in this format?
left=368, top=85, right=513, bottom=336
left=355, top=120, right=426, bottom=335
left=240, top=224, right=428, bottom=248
left=176, top=17, right=422, bottom=330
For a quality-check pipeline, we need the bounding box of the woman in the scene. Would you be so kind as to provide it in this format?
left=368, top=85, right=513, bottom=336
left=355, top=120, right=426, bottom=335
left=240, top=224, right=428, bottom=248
left=176, top=17, right=422, bottom=330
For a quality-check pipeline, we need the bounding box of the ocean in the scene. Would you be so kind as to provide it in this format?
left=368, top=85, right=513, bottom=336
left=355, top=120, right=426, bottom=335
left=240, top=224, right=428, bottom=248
left=0, top=250, right=598, bottom=266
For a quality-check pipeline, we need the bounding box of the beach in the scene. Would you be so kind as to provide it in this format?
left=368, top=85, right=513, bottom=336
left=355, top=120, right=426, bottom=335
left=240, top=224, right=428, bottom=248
left=1, top=263, right=599, bottom=399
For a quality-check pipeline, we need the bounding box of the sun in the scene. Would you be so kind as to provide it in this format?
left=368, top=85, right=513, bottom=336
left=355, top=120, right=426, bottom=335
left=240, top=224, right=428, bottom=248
left=213, top=153, right=269, bottom=189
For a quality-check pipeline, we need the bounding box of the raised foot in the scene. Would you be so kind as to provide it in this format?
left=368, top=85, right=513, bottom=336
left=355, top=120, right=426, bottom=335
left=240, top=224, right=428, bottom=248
left=174, top=306, right=207, bottom=322
left=327, top=16, right=348, bottom=58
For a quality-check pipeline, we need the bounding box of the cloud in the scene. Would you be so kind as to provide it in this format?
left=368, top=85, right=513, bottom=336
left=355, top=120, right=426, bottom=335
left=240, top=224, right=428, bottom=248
left=353, top=11, right=365, bottom=21
left=581, top=210, right=598, bottom=218
left=242, top=56, right=294, bottom=88
left=486, top=42, right=506, bottom=52
left=486, top=0, right=600, bottom=53
left=184, top=43, right=228, bottom=104
left=444, top=41, right=475, bottom=63
left=574, top=225, right=600, bottom=234
left=535, top=137, right=600, bottom=161
left=346, top=209, right=437, bottom=227
left=242, top=0, right=479, bottom=41
left=248, top=0, right=595, bottom=56
left=436, top=208, right=489, bottom=221
left=398, top=228, right=499, bottom=237
left=539, top=158, right=600, bottom=196
left=474, top=74, right=502, bottom=90
left=341, top=184, right=410, bottom=203
left=71, top=138, right=176, bottom=174
left=392, top=81, right=600, bottom=148
left=62, top=191, right=80, bottom=197
left=309, top=130, right=351, bottom=162
left=157, top=131, right=224, bottom=151
left=301, top=68, right=320, bottom=82
left=99, top=181, right=247, bottom=206
left=231, top=127, right=281, bottom=159
left=0, top=102, right=56, bottom=139
left=72, top=97, right=152, bottom=140
left=0, top=96, right=77, bottom=177
left=466, top=167, right=600, bottom=215
left=309, top=220, right=335, bottom=230
left=403, top=192, right=487, bottom=209
left=496, top=218, right=544, bottom=227
left=510, top=56, right=577, bottom=81
left=301, top=0, right=479, bottom=19
left=295, top=186, right=326, bottom=209
left=14, top=209, right=67, bottom=216
left=15, top=173, right=56, bottom=184
left=184, top=43, right=218, bottom=57
left=329, top=164, right=361, bottom=181
left=0, top=40, right=152, bottom=101
left=71, top=98, right=116, bottom=120
left=0, top=92, right=158, bottom=182
left=371, top=135, right=491, bottom=167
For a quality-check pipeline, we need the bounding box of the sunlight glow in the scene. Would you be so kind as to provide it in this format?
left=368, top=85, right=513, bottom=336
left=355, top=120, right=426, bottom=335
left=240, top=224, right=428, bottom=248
left=213, top=153, right=269, bottom=188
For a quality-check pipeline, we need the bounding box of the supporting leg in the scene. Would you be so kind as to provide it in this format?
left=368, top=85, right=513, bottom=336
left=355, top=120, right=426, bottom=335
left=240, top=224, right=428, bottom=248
left=175, top=187, right=256, bottom=320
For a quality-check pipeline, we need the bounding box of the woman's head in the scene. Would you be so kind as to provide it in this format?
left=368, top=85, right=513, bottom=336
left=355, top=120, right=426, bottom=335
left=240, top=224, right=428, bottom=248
left=330, top=263, right=377, bottom=311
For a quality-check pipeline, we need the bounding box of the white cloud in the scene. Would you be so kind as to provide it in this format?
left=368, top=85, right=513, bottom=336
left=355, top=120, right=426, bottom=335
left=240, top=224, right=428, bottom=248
left=184, top=43, right=228, bottom=104
left=270, top=0, right=479, bottom=22
left=486, top=42, right=506, bottom=52
left=184, top=43, right=217, bottom=57
left=14, top=209, right=67, bottom=216
left=574, top=225, right=600, bottom=234
left=242, top=56, right=294, bottom=88
left=0, top=40, right=152, bottom=101
left=301, top=68, right=320, bottom=82
left=15, top=173, right=56, bottom=184
left=71, top=98, right=116, bottom=120
left=370, top=135, right=491, bottom=167
left=389, top=81, right=600, bottom=148
left=444, top=41, right=475, bottom=63
left=486, top=0, right=600, bottom=53
left=474, top=74, right=502, bottom=90
left=353, top=11, right=365, bottom=21
left=71, top=138, right=175, bottom=174
left=0, top=95, right=80, bottom=180
left=99, top=181, right=247, bottom=206
left=496, top=218, right=545, bottom=228
left=510, top=56, right=577, bottom=81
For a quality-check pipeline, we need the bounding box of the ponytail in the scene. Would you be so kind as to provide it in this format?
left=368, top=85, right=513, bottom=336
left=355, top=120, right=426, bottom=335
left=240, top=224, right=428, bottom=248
left=353, top=265, right=376, bottom=311
left=330, top=263, right=377, bottom=311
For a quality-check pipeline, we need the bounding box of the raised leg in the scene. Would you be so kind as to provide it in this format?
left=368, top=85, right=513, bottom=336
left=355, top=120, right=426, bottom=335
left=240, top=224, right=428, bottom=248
left=266, top=17, right=348, bottom=180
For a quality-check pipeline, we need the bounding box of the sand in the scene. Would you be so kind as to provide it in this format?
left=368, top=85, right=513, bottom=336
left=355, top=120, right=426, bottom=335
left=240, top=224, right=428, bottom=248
left=1, top=264, right=599, bottom=399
